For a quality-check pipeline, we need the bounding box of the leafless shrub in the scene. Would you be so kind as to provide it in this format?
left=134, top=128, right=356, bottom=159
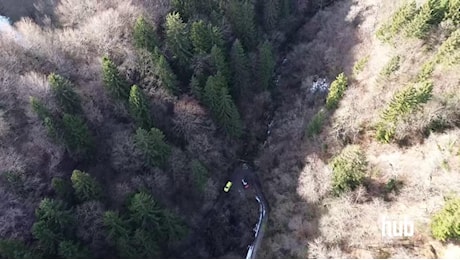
left=110, top=129, right=143, bottom=174
left=75, top=201, right=108, bottom=253
left=173, top=97, right=207, bottom=141
left=0, top=189, right=32, bottom=239
left=132, top=0, right=170, bottom=25
left=0, top=148, right=26, bottom=174
left=307, top=237, right=343, bottom=259
left=55, top=0, right=113, bottom=28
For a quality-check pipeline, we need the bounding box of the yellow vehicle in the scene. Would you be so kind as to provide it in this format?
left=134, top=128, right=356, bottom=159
left=224, top=181, right=232, bottom=192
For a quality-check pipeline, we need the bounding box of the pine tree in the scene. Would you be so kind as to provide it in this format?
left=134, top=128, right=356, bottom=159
left=204, top=72, right=243, bottom=137
left=129, top=85, right=153, bottom=129
left=263, top=0, right=280, bottom=31
left=230, top=39, right=250, bottom=99
left=210, top=45, right=230, bottom=81
left=190, top=20, right=224, bottom=54
left=101, top=56, right=130, bottom=100
left=156, top=55, right=179, bottom=95
left=160, top=210, right=188, bottom=244
left=133, top=16, right=158, bottom=52
left=165, top=12, right=192, bottom=66
left=30, top=96, right=52, bottom=121
left=131, top=229, right=160, bottom=258
left=326, top=73, right=348, bottom=110
left=71, top=170, right=102, bottom=202
left=32, top=198, right=75, bottom=256
left=103, top=211, right=129, bottom=241
left=58, top=241, right=91, bottom=259
left=128, top=192, right=162, bottom=231
left=257, top=41, right=276, bottom=91
left=52, top=177, right=74, bottom=203
left=0, top=240, right=35, bottom=258
left=62, top=114, right=93, bottom=157
left=227, top=0, right=257, bottom=50
left=134, top=127, right=172, bottom=168
left=48, top=73, right=82, bottom=114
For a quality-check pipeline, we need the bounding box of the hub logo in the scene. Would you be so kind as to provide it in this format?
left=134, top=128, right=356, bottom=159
left=381, top=215, right=414, bottom=238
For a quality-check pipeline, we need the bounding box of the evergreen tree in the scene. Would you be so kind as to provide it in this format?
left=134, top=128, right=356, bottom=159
left=204, top=72, right=243, bottom=137
left=0, top=240, right=35, bottom=258
left=52, top=177, right=74, bottom=203
left=58, top=241, right=91, bottom=259
left=103, top=211, right=129, bottom=241
left=102, top=56, right=130, bottom=100
left=48, top=73, right=82, bottom=114
left=210, top=45, right=230, bottom=81
left=30, top=97, right=60, bottom=140
left=62, top=113, right=93, bottom=157
left=263, top=0, right=280, bottom=31
left=129, top=85, right=153, bottom=129
left=156, top=55, right=179, bottom=95
left=227, top=0, right=257, bottom=50
left=134, top=127, right=172, bottom=168
left=325, top=73, right=348, bottom=110
left=230, top=39, right=250, bottom=99
left=30, top=96, right=52, bottom=121
left=133, top=15, right=158, bottom=52
left=71, top=170, right=102, bottom=202
left=160, top=210, right=188, bottom=244
left=257, top=41, right=276, bottom=91
left=128, top=192, right=162, bottom=231
left=32, top=198, right=75, bottom=256
left=190, top=20, right=224, bottom=54
left=165, top=12, right=192, bottom=66
left=130, top=229, right=160, bottom=258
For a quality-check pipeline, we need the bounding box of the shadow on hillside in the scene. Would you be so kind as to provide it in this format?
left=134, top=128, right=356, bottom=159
left=253, top=0, right=370, bottom=257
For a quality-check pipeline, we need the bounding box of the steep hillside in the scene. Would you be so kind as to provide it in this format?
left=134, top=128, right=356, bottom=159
left=256, top=0, right=460, bottom=258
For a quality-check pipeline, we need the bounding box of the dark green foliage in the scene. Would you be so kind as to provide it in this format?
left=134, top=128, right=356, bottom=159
left=62, top=113, right=93, bottom=157
left=227, top=0, right=257, bottom=50
left=190, top=20, right=224, bottom=54
left=204, top=72, right=243, bottom=137
left=30, top=97, right=60, bottom=140
left=405, top=0, right=448, bottom=39
left=330, top=145, right=367, bottom=196
left=103, top=211, right=130, bottom=241
left=306, top=110, right=325, bottom=138
left=431, top=197, right=460, bottom=241
left=230, top=39, right=250, bottom=99
left=51, top=177, right=74, bottom=202
left=190, top=75, right=203, bottom=100
left=128, top=192, right=162, bottom=230
left=58, top=241, right=91, bottom=259
left=133, top=16, right=158, bottom=52
left=71, top=170, right=102, bottom=202
left=165, top=12, right=192, bottom=66
left=376, top=81, right=433, bottom=143
left=263, top=0, right=280, bottom=31
left=0, top=240, right=35, bottom=258
left=159, top=210, right=188, bottom=243
left=134, top=127, right=172, bottom=168
left=156, top=54, right=179, bottom=94
left=48, top=73, right=82, bottom=114
left=376, top=1, right=418, bottom=42
left=210, top=45, right=230, bottom=81
left=436, top=29, right=460, bottom=65
left=257, top=41, right=276, bottom=91
left=191, top=159, right=209, bottom=193
left=30, top=97, right=51, bottom=121
left=129, top=85, right=152, bottom=129
left=171, top=0, right=216, bottom=20
left=325, top=73, right=348, bottom=110
left=380, top=55, right=401, bottom=77
left=32, top=198, right=75, bottom=255
left=102, top=56, right=130, bottom=100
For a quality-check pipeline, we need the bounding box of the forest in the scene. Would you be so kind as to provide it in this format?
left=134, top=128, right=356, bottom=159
left=1, top=0, right=460, bottom=258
